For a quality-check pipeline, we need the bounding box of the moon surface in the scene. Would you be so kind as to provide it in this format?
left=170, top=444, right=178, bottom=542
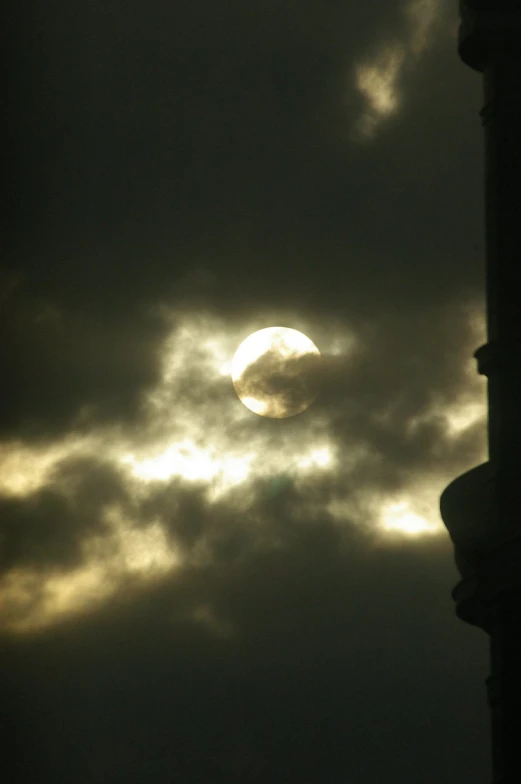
left=231, top=327, right=322, bottom=418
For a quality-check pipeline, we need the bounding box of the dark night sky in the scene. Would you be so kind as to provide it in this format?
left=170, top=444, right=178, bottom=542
left=2, top=1, right=493, bottom=781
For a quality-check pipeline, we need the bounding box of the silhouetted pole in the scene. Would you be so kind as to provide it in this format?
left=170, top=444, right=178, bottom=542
left=440, top=3, right=521, bottom=783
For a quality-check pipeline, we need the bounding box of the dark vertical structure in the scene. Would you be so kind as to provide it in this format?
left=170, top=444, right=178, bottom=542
left=440, top=3, right=521, bottom=783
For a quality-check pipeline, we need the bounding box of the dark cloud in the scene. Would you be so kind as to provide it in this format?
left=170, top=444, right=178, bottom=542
left=1, top=522, right=489, bottom=783
left=0, top=457, right=126, bottom=576
left=0, top=288, right=165, bottom=440
left=0, top=489, right=81, bottom=575
left=4, top=0, right=481, bottom=437
left=8, top=0, right=478, bottom=317
left=1, top=0, right=493, bottom=781
left=234, top=347, right=322, bottom=417
left=318, top=298, right=487, bottom=481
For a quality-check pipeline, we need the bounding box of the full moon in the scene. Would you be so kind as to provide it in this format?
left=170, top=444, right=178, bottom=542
left=231, top=327, right=322, bottom=418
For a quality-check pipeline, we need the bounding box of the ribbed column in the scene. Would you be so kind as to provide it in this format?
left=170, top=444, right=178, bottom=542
left=449, top=537, right=521, bottom=784
left=479, top=45, right=521, bottom=479
left=476, top=46, right=521, bottom=780
left=441, top=6, right=521, bottom=784
left=487, top=611, right=521, bottom=783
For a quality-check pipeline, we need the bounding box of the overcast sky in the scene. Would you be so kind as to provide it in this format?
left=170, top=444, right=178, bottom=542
left=2, top=1, right=493, bottom=781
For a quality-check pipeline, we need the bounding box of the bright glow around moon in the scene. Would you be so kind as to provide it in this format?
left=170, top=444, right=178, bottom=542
left=231, top=327, right=322, bottom=418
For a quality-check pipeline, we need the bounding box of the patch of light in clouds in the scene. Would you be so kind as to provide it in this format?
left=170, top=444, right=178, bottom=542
left=379, top=499, right=440, bottom=537
left=0, top=436, right=95, bottom=497
left=350, top=0, right=443, bottom=141
left=296, top=447, right=332, bottom=470
left=444, top=399, right=486, bottom=436
left=122, top=439, right=256, bottom=501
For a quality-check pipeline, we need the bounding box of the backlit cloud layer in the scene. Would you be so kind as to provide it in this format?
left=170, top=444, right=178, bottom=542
left=2, top=2, right=492, bottom=781
left=0, top=301, right=487, bottom=633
